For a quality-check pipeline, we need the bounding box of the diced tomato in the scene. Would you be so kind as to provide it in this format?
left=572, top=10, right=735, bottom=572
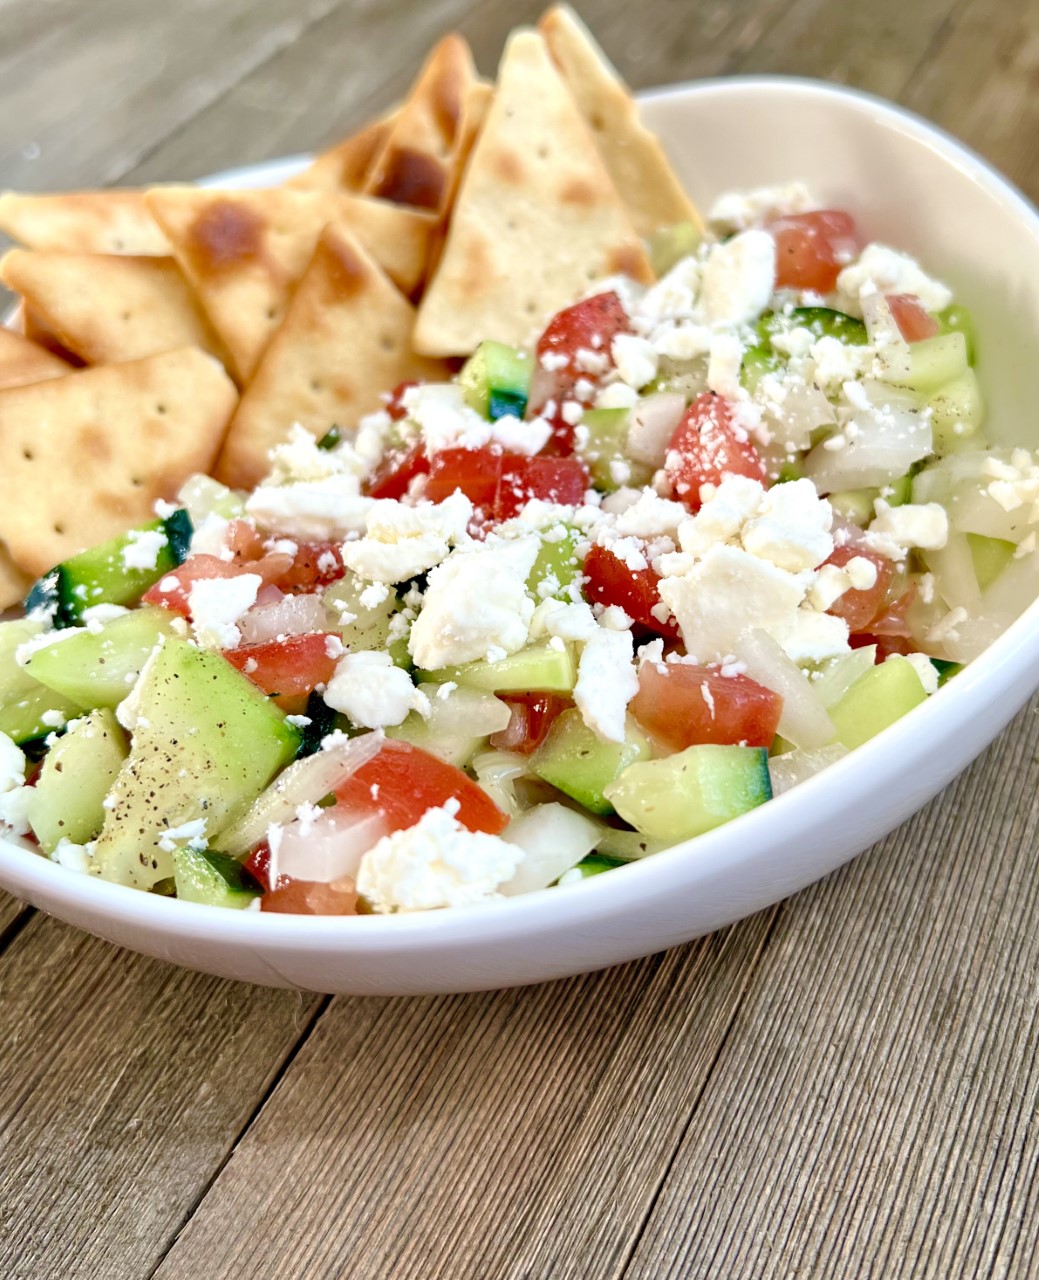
left=224, top=632, right=340, bottom=712
left=582, top=543, right=678, bottom=640
left=425, top=446, right=503, bottom=508
left=141, top=554, right=246, bottom=616
left=664, top=393, right=768, bottom=512
left=384, top=380, right=420, bottom=421
left=528, top=291, right=630, bottom=423
left=495, top=455, right=589, bottom=519
left=244, top=841, right=273, bottom=891
left=886, top=293, right=940, bottom=342
left=261, top=877, right=358, bottom=915
left=825, top=543, right=895, bottom=632
left=334, top=739, right=508, bottom=836
left=271, top=543, right=345, bottom=592
left=489, top=693, right=570, bottom=755
left=769, top=210, right=859, bottom=293
left=367, top=440, right=429, bottom=500
left=630, top=661, right=783, bottom=750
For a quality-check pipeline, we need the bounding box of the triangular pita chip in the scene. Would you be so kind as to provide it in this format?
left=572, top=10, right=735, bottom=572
left=0, top=190, right=170, bottom=255
left=21, top=306, right=85, bottom=366
left=147, top=187, right=430, bottom=381
left=0, top=348, right=237, bottom=576
left=539, top=5, right=701, bottom=236
left=0, top=328, right=71, bottom=391
left=288, top=113, right=398, bottom=194
left=0, top=250, right=229, bottom=367
left=216, top=226, right=449, bottom=490
left=423, top=79, right=494, bottom=286
left=0, top=542, right=32, bottom=610
left=413, top=30, right=652, bottom=357
left=337, top=194, right=436, bottom=297
left=364, top=36, right=479, bottom=215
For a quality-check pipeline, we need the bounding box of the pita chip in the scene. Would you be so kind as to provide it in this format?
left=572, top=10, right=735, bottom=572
left=0, top=328, right=71, bottom=392
left=364, top=35, right=479, bottom=215
left=0, top=542, right=31, bottom=610
left=0, top=190, right=170, bottom=255
left=413, top=30, right=652, bottom=357
left=216, top=225, right=449, bottom=490
left=539, top=5, right=701, bottom=236
left=0, top=347, right=237, bottom=576
left=21, top=306, right=85, bottom=366
left=0, top=250, right=228, bottom=366
left=423, top=79, right=494, bottom=286
left=337, top=194, right=436, bottom=296
left=289, top=113, right=397, bottom=194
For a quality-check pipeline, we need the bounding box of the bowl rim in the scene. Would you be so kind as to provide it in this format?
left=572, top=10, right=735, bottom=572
left=4, top=72, right=1039, bottom=950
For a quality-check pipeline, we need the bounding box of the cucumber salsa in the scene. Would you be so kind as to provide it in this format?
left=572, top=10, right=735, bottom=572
left=2, top=183, right=1035, bottom=915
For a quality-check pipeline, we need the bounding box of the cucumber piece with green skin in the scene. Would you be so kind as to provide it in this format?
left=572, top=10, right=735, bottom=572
left=938, top=304, right=975, bottom=363
left=173, top=847, right=261, bottom=909
left=566, top=852, right=627, bottom=880
left=296, top=689, right=339, bottom=758
left=758, top=307, right=867, bottom=347
left=828, top=655, right=928, bottom=751
left=322, top=575, right=410, bottom=668
left=740, top=345, right=783, bottom=392
left=889, top=331, right=969, bottom=396
left=0, top=618, right=83, bottom=745
left=531, top=709, right=651, bottom=816
left=829, top=488, right=877, bottom=526
left=577, top=408, right=652, bottom=492
left=22, top=606, right=180, bottom=710
left=927, top=367, right=985, bottom=453
left=418, top=643, right=577, bottom=694
left=93, top=638, right=302, bottom=890
left=648, top=220, right=702, bottom=276
left=967, top=533, right=1015, bottom=589
left=931, top=658, right=962, bottom=687
left=605, top=744, right=772, bottom=842
left=527, top=526, right=581, bottom=602
left=25, top=509, right=193, bottom=628
left=26, top=708, right=127, bottom=854
left=459, top=341, right=532, bottom=420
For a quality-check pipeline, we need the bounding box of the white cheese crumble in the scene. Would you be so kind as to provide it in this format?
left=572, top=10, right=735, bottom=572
left=357, top=805, right=524, bottom=912
left=837, top=243, right=953, bottom=314
left=573, top=627, right=638, bottom=743
left=867, top=500, right=949, bottom=558
left=699, top=229, right=776, bottom=327
left=187, top=574, right=261, bottom=651
left=121, top=527, right=168, bottom=572
left=157, top=818, right=208, bottom=854
left=611, top=334, right=659, bottom=390
left=0, top=785, right=33, bottom=836
left=341, top=491, right=472, bottom=583
left=0, top=731, right=26, bottom=794
left=707, top=332, right=745, bottom=400
left=708, top=182, right=815, bottom=232
left=246, top=476, right=373, bottom=540
left=902, top=652, right=940, bottom=695
left=740, top=478, right=834, bottom=573
left=322, top=651, right=429, bottom=728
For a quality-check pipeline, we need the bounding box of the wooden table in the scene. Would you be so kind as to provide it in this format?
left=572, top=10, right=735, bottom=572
left=2, top=1, right=1039, bottom=1275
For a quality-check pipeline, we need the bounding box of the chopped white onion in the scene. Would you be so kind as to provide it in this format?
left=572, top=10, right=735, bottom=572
left=926, top=534, right=982, bottom=614
left=810, top=646, right=877, bottom=709
left=418, top=686, right=511, bottom=738
left=239, top=593, right=330, bottom=645
left=735, top=629, right=836, bottom=750
left=499, top=803, right=603, bottom=895
left=626, top=392, right=686, bottom=466
left=804, top=405, right=932, bottom=492
left=216, top=733, right=382, bottom=857
left=769, top=744, right=848, bottom=796
left=761, top=381, right=835, bottom=451
left=472, top=750, right=530, bottom=819
left=273, top=807, right=387, bottom=884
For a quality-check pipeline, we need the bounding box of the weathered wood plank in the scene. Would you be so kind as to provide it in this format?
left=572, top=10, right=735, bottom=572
left=0, top=914, right=323, bottom=1280
left=0, top=890, right=27, bottom=941
left=147, top=912, right=776, bottom=1280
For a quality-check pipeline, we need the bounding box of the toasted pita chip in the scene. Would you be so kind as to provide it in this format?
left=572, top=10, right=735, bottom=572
left=216, top=226, right=449, bottom=490
left=364, top=35, right=478, bottom=215
left=0, top=328, right=71, bottom=391
left=539, top=6, right=701, bottom=236
left=0, top=250, right=228, bottom=367
left=0, top=348, right=237, bottom=576
left=0, top=190, right=170, bottom=255
left=147, top=188, right=430, bottom=381
left=289, top=113, right=398, bottom=194
left=21, top=306, right=85, bottom=366
left=338, top=194, right=436, bottom=297
left=413, top=30, right=652, bottom=357
left=423, top=79, right=494, bottom=287
left=0, top=542, right=32, bottom=610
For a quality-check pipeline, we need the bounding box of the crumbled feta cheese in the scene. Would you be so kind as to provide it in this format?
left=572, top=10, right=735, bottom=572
left=902, top=652, right=939, bottom=695
left=358, top=805, right=524, bottom=912
left=157, top=818, right=208, bottom=854
left=265, top=423, right=368, bottom=485
left=187, top=574, right=261, bottom=650
left=613, top=491, right=687, bottom=538
left=342, top=491, right=472, bottom=583
left=187, top=513, right=234, bottom=561
left=708, top=182, right=815, bottom=232
left=635, top=256, right=701, bottom=326
left=40, top=708, right=66, bottom=730
left=529, top=598, right=598, bottom=642
left=867, top=500, right=949, bottom=557
left=322, top=651, right=428, bottom=728
left=809, top=335, right=874, bottom=392
left=845, top=556, right=878, bottom=591
left=0, top=785, right=33, bottom=836
left=358, top=582, right=390, bottom=609
left=837, top=243, right=953, bottom=314
left=121, top=527, right=168, bottom=572
left=489, top=414, right=552, bottom=456
left=675, top=474, right=767, bottom=559
left=707, top=332, right=745, bottom=400
left=51, top=838, right=93, bottom=874
left=573, top=627, right=638, bottom=743
left=700, top=229, right=776, bottom=327
left=649, top=321, right=712, bottom=361
left=740, top=478, right=833, bottom=572
left=611, top=334, right=659, bottom=390
left=807, top=563, right=854, bottom=611
left=0, top=732, right=25, bottom=794
left=595, top=382, right=640, bottom=410
left=246, top=476, right=373, bottom=540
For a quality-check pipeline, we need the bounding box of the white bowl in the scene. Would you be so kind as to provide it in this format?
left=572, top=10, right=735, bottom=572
left=3, top=77, right=1039, bottom=995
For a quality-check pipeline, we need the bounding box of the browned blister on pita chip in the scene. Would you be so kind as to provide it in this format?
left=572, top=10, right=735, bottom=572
left=0, top=542, right=32, bottom=610
left=216, top=226, right=449, bottom=490
left=539, top=6, right=701, bottom=237
left=423, top=79, right=494, bottom=287
left=364, top=35, right=478, bottom=215
left=0, top=190, right=170, bottom=255
left=0, top=328, right=71, bottom=392
left=289, top=113, right=398, bottom=194
left=413, top=29, right=652, bottom=357
left=0, top=348, right=237, bottom=576
left=0, top=250, right=228, bottom=367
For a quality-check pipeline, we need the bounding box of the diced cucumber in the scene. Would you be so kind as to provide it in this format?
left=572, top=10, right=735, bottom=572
left=173, top=847, right=262, bottom=909
left=741, top=345, right=783, bottom=392
left=0, top=619, right=83, bottom=745
left=459, top=340, right=532, bottom=420
left=938, top=304, right=975, bottom=363
left=967, top=533, right=1015, bottom=589
left=828, top=488, right=877, bottom=526
left=527, top=526, right=581, bottom=602
left=530, top=708, right=650, bottom=815
left=418, top=643, right=577, bottom=694
left=386, top=686, right=508, bottom=767
left=565, top=852, right=627, bottom=880
left=605, top=744, right=772, bottom=842
left=648, top=220, right=702, bottom=276
left=322, top=575, right=410, bottom=668
left=888, top=331, right=968, bottom=395
left=931, top=658, right=962, bottom=687
left=177, top=474, right=245, bottom=523
left=577, top=408, right=651, bottom=492
left=94, top=638, right=302, bottom=889
left=26, top=708, right=127, bottom=853
left=828, top=655, right=928, bottom=750
left=296, top=689, right=339, bottom=758
left=25, top=509, right=193, bottom=627
left=758, top=306, right=867, bottom=347
left=22, top=606, right=180, bottom=710
left=927, top=368, right=985, bottom=453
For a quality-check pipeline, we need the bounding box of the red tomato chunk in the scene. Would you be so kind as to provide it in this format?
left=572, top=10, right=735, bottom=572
left=141, top=555, right=245, bottom=616
left=367, top=440, right=430, bottom=500
left=630, top=662, right=783, bottom=751
left=665, top=393, right=768, bottom=512
left=224, top=633, right=340, bottom=713
left=261, top=877, right=358, bottom=915
left=490, top=693, right=570, bottom=755
left=582, top=543, right=678, bottom=640
left=825, top=543, right=894, bottom=633
left=886, top=293, right=940, bottom=343
left=334, top=740, right=508, bottom=836
left=769, top=210, right=859, bottom=293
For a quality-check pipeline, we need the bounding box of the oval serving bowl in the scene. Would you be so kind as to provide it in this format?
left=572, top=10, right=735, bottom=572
left=2, top=77, right=1039, bottom=996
